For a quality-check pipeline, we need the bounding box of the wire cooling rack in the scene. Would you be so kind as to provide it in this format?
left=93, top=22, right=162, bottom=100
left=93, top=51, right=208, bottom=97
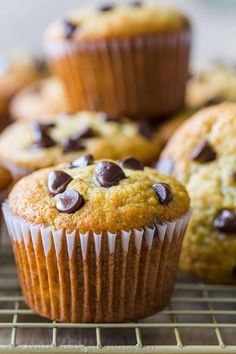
left=0, top=227, right=236, bottom=353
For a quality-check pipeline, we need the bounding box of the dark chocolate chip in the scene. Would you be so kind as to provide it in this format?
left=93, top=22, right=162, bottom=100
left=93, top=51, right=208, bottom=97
left=98, top=4, right=114, bottom=12
left=130, top=1, right=142, bottom=7
left=61, top=137, right=85, bottom=153
left=75, top=126, right=96, bottom=140
left=214, top=209, right=236, bottom=233
left=95, top=161, right=126, bottom=187
left=69, top=154, right=94, bottom=168
left=100, top=112, right=119, bottom=122
left=152, top=183, right=173, bottom=205
left=48, top=170, right=73, bottom=196
left=203, top=97, right=223, bottom=107
left=32, top=131, right=56, bottom=149
left=119, top=157, right=144, bottom=170
left=137, top=123, right=153, bottom=139
left=33, top=57, right=47, bottom=73
left=155, top=158, right=174, bottom=176
left=231, top=171, right=236, bottom=182
left=232, top=266, right=236, bottom=278
left=32, top=122, right=56, bottom=133
left=56, top=190, right=84, bottom=213
left=191, top=140, right=217, bottom=163
left=63, top=20, right=77, bottom=39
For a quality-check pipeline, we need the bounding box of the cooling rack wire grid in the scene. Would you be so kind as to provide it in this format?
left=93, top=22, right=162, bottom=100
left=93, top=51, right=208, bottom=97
left=0, top=226, right=236, bottom=353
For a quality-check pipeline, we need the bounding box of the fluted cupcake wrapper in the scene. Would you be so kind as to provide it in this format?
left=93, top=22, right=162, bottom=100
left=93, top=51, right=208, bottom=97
left=3, top=202, right=191, bottom=323
left=45, top=28, right=191, bottom=119
left=1, top=161, right=33, bottom=182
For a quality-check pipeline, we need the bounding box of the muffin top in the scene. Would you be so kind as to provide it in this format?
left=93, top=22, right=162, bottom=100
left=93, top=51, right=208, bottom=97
left=45, top=3, right=189, bottom=42
left=0, top=52, right=48, bottom=102
left=0, top=111, right=162, bottom=170
left=10, top=77, right=67, bottom=123
left=186, top=63, right=236, bottom=109
left=0, top=165, right=12, bottom=191
left=9, top=157, right=190, bottom=232
left=187, top=154, right=236, bottom=237
left=157, top=103, right=236, bottom=184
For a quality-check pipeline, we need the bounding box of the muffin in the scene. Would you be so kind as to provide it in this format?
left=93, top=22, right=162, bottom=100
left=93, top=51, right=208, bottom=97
left=45, top=3, right=191, bottom=119
left=0, top=52, right=48, bottom=131
left=180, top=155, right=236, bottom=284
left=3, top=157, right=190, bottom=322
left=158, top=103, right=236, bottom=183
left=0, top=111, right=162, bottom=180
left=186, top=63, right=236, bottom=109
left=158, top=103, right=236, bottom=283
left=10, top=77, right=68, bottom=123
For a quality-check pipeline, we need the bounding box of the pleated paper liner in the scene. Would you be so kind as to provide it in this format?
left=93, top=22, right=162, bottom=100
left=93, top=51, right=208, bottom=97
left=1, top=161, right=33, bottom=182
left=45, top=27, right=191, bottom=119
left=3, top=202, right=191, bottom=323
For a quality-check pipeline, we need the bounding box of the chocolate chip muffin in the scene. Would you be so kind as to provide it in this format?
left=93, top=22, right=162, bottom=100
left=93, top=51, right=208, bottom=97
left=181, top=155, right=236, bottom=284
left=158, top=103, right=236, bottom=183
left=0, top=111, right=162, bottom=180
left=158, top=103, right=236, bottom=283
left=186, top=63, right=236, bottom=109
left=4, top=157, right=190, bottom=322
left=45, top=3, right=191, bottom=119
left=10, top=77, right=67, bottom=123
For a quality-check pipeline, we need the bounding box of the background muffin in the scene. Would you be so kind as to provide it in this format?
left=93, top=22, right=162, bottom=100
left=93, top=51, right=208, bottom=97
left=158, top=103, right=236, bottom=283
left=0, top=111, right=162, bottom=180
left=45, top=3, right=191, bottom=119
left=10, top=77, right=68, bottom=123
left=4, top=158, right=190, bottom=322
left=186, top=63, right=236, bottom=109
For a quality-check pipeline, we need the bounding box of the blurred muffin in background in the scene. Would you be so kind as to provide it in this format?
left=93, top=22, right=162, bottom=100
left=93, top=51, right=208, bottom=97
left=0, top=111, right=162, bottom=180
left=45, top=3, right=191, bottom=119
left=186, top=62, right=236, bottom=109
left=0, top=52, right=49, bottom=131
left=10, top=77, right=68, bottom=123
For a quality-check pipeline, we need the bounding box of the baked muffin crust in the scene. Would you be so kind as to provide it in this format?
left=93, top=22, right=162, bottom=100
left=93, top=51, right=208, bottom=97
left=9, top=159, right=190, bottom=233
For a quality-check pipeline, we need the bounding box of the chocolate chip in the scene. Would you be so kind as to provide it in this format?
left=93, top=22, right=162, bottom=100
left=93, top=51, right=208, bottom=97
left=63, top=20, right=77, bottom=39
left=191, top=140, right=217, bottom=163
left=98, top=4, right=114, bottom=12
left=33, top=57, right=47, bottom=73
left=75, top=126, right=96, bottom=140
left=100, top=112, right=118, bottom=122
left=152, top=183, right=173, bottom=205
left=231, top=172, right=236, bottom=182
left=48, top=170, right=73, bottom=196
left=119, top=157, right=144, bottom=170
left=56, top=190, right=84, bottom=213
left=232, top=266, right=236, bottom=278
left=61, top=137, right=85, bottom=153
left=137, top=123, right=153, bottom=139
left=69, top=154, right=94, bottom=168
left=32, top=131, right=56, bottom=149
left=214, top=209, right=236, bottom=233
left=95, top=161, right=126, bottom=188
left=130, top=1, right=142, bottom=7
left=203, top=97, right=223, bottom=107
left=155, top=158, right=174, bottom=176
left=32, top=122, right=56, bottom=133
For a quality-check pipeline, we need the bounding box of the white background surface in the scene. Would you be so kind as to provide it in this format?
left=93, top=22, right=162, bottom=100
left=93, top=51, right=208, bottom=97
left=0, top=0, right=236, bottom=64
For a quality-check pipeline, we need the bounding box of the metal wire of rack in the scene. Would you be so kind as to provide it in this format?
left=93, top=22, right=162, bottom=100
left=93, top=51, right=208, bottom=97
left=0, top=231, right=236, bottom=353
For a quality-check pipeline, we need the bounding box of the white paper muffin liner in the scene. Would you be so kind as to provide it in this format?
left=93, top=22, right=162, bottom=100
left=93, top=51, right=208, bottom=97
left=45, top=28, right=191, bottom=119
left=3, top=202, right=191, bottom=323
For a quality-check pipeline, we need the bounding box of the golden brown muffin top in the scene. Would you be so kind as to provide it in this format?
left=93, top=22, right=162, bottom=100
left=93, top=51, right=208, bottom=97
left=9, top=158, right=190, bottom=233
left=0, top=165, right=12, bottom=191
left=0, top=111, right=162, bottom=170
left=158, top=103, right=236, bottom=184
left=10, top=77, right=67, bottom=123
left=45, top=3, right=189, bottom=42
left=0, top=52, right=48, bottom=102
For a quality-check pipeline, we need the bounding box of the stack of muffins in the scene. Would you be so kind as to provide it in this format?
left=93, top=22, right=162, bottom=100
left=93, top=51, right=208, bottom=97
left=0, top=2, right=197, bottom=323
